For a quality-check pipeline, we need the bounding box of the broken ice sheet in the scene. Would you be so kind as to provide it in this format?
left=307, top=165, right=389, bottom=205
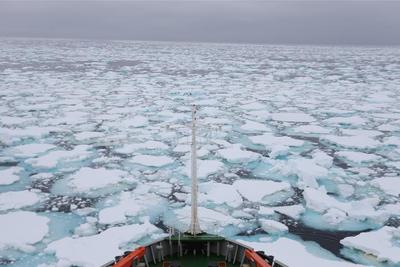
left=1, top=39, right=400, bottom=266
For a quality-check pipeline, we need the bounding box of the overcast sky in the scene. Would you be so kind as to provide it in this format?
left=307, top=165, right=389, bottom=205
left=0, top=1, right=399, bottom=45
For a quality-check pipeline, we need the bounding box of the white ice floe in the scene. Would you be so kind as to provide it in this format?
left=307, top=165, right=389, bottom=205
left=371, top=176, right=400, bottom=196
left=240, top=238, right=364, bottom=267
left=340, top=128, right=383, bottom=137
left=273, top=205, right=305, bottom=220
left=74, top=131, right=104, bottom=141
left=4, top=143, right=56, bottom=158
left=272, top=158, right=328, bottom=188
left=46, top=221, right=161, bottom=267
left=335, top=151, right=381, bottom=164
left=130, top=154, right=174, bottom=167
left=184, top=159, right=224, bottom=179
left=67, top=167, right=128, bottom=193
left=217, top=144, right=260, bottom=163
left=312, top=150, right=333, bottom=168
left=250, top=133, right=304, bottom=149
left=170, top=206, right=240, bottom=233
left=240, top=102, right=266, bottom=110
left=98, top=187, right=166, bottom=225
left=25, top=145, right=92, bottom=169
left=246, top=110, right=271, bottom=120
left=0, top=190, right=41, bottom=211
left=119, top=115, right=149, bottom=128
left=271, top=112, right=315, bottom=122
left=240, top=120, right=270, bottom=132
left=341, top=226, right=400, bottom=265
left=0, top=211, right=49, bottom=252
left=198, top=182, right=243, bottom=208
left=0, top=116, right=34, bottom=126
left=116, top=141, right=169, bottom=154
left=0, top=167, right=23, bottom=185
left=232, top=179, right=291, bottom=202
left=323, top=135, right=380, bottom=149
left=324, top=116, right=367, bottom=126
left=303, top=187, right=380, bottom=227
left=384, top=136, right=400, bottom=147
left=259, top=219, right=288, bottom=234
left=292, top=125, right=331, bottom=134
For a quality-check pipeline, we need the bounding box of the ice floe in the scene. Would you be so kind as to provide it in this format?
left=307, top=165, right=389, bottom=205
left=0, top=211, right=49, bottom=252
left=232, top=179, right=291, bottom=202
left=198, top=182, right=243, bottom=208
left=341, top=226, right=400, bottom=266
left=46, top=221, right=161, bottom=267
left=335, top=151, right=381, bottom=164
left=0, top=167, right=23, bottom=185
left=241, top=238, right=364, bottom=267
left=240, top=120, right=270, bottom=132
left=271, top=112, right=315, bottom=122
left=259, top=219, right=288, bottom=234
left=4, top=143, right=56, bottom=158
left=130, top=154, right=174, bottom=167
left=116, top=140, right=169, bottom=154
left=250, top=133, right=304, bottom=149
left=371, top=176, right=400, bottom=196
left=0, top=190, right=41, bottom=211
left=323, top=135, right=380, bottom=149
left=217, top=144, right=260, bottom=163
left=25, top=145, right=93, bottom=169
left=66, top=167, right=129, bottom=194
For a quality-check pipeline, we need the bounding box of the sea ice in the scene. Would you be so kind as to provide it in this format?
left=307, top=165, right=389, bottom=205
left=322, top=135, right=380, bottom=149
left=184, top=159, right=224, bottom=179
left=46, top=221, right=161, bottom=267
left=74, top=131, right=105, bottom=141
left=250, top=133, right=304, bottom=149
left=25, top=145, right=93, bottom=169
left=259, top=219, right=288, bottom=234
left=341, top=226, right=400, bottom=265
left=371, top=176, right=400, bottom=196
left=0, top=190, right=41, bottom=211
left=67, top=167, right=129, bottom=193
left=116, top=141, right=169, bottom=154
left=0, top=211, right=49, bottom=252
left=240, top=238, right=364, bottom=267
left=198, top=182, right=243, bottom=208
left=4, top=143, right=56, bottom=158
left=271, top=112, right=315, bottom=122
left=240, top=120, right=270, bottom=132
left=292, top=125, right=331, bottom=134
left=130, top=154, right=174, bottom=167
left=217, top=144, right=260, bottom=163
left=335, top=151, right=381, bottom=164
left=0, top=167, right=23, bottom=185
left=232, top=179, right=291, bottom=202
left=98, top=188, right=166, bottom=225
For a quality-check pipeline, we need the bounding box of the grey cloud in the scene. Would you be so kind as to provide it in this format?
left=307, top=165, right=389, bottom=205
left=0, top=1, right=399, bottom=45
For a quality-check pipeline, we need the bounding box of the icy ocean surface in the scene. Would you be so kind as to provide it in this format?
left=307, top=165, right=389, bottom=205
left=1, top=38, right=400, bottom=267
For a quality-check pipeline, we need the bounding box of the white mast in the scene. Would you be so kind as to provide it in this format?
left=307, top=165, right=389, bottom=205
left=189, top=104, right=201, bottom=235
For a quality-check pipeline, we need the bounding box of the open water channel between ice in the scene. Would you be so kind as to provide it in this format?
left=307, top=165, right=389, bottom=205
left=1, top=38, right=400, bottom=266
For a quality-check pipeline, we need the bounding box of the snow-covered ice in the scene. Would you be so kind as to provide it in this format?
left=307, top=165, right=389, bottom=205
left=0, top=167, right=23, bottom=185
left=0, top=211, right=49, bottom=252
left=130, top=154, right=174, bottom=167
left=46, top=221, right=161, bottom=267
left=341, top=226, right=400, bottom=266
left=233, top=179, right=291, bottom=202
left=0, top=190, right=41, bottom=211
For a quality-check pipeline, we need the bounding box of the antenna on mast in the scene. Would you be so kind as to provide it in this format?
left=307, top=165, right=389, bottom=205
left=189, top=104, right=202, bottom=235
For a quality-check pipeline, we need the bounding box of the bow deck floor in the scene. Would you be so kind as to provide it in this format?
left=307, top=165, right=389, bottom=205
left=148, top=254, right=241, bottom=267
